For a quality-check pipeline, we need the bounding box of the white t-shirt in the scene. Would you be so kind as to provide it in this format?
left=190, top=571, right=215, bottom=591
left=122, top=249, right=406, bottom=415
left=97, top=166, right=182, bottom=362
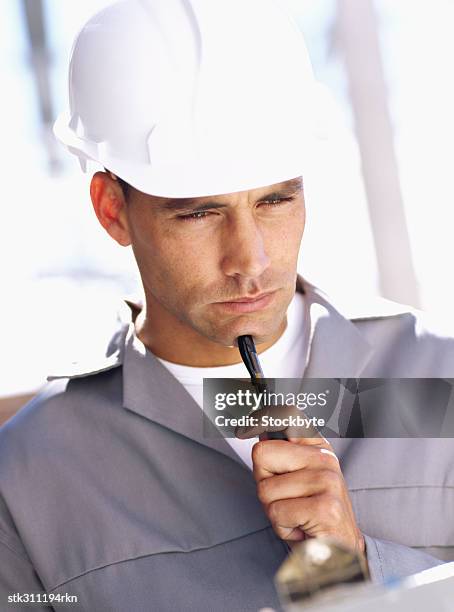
left=149, top=291, right=308, bottom=470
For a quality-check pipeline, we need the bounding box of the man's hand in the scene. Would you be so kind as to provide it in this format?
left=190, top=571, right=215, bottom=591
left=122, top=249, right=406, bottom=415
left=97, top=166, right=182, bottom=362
left=236, top=406, right=365, bottom=554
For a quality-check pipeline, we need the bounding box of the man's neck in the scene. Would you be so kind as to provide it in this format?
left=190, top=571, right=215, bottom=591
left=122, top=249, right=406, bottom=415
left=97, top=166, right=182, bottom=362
left=133, top=297, right=287, bottom=367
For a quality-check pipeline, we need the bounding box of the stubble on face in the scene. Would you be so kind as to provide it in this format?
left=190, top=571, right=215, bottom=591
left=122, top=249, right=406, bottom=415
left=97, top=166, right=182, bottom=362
left=125, top=178, right=305, bottom=361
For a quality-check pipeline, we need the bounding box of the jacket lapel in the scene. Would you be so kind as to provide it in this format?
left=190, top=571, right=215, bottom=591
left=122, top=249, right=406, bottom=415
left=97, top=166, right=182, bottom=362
left=121, top=323, right=248, bottom=468
left=121, top=275, right=375, bottom=463
left=300, top=277, right=374, bottom=378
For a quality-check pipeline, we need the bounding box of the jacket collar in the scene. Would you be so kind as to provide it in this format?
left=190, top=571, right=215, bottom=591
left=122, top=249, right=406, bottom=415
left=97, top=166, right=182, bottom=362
left=121, top=275, right=376, bottom=465
left=121, top=321, right=247, bottom=466
left=48, top=275, right=408, bottom=466
left=299, top=277, right=375, bottom=378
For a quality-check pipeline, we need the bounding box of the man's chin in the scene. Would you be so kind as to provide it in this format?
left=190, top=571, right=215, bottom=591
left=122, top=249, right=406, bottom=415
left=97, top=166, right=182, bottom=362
left=196, top=290, right=292, bottom=347
left=210, top=319, right=286, bottom=349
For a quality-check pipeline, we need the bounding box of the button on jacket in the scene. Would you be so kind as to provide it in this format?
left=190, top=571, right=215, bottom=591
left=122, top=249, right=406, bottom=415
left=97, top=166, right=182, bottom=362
left=1, top=276, right=453, bottom=611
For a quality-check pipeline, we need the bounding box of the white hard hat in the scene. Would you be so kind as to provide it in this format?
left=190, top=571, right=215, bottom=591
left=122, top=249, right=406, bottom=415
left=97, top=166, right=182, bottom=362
left=54, top=0, right=317, bottom=198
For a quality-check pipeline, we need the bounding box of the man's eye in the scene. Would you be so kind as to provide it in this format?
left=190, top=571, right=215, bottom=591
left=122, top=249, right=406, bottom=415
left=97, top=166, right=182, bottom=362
left=260, top=197, right=295, bottom=207
left=177, top=197, right=295, bottom=222
left=178, top=211, right=212, bottom=222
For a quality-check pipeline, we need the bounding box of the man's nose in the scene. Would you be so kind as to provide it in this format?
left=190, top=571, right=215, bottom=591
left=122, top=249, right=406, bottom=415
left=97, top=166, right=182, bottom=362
left=220, top=214, right=271, bottom=279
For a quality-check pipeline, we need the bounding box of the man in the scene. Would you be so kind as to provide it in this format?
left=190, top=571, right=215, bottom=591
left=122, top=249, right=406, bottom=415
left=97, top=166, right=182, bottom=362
left=1, top=1, right=453, bottom=611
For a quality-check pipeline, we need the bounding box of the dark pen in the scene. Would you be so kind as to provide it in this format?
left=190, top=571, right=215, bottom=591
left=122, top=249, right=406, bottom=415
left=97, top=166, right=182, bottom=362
left=237, top=335, right=288, bottom=441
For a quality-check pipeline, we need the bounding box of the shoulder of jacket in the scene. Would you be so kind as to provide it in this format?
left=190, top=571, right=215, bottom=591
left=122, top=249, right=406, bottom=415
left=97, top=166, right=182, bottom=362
left=0, top=365, right=125, bottom=457
left=0, top=379, right=68, bottom=449
left=46, top=351, right=123, bottom=381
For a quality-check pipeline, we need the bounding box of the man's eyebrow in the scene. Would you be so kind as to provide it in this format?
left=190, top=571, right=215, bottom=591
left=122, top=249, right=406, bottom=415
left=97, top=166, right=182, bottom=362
left=280, top=177, right=303, bottom=192
left=159, top=177, right=303, bottom=213
left=156, top=199, right=228, bottom=213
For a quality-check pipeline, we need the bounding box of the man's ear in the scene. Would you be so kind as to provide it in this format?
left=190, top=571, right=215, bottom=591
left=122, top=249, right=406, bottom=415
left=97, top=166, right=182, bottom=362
left=90, top=171, right=131, bottom=246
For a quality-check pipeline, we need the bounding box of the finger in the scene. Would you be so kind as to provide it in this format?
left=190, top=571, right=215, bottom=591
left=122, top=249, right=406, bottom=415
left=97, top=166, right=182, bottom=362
left=256, top=468, right=341, bottom=506
left=268, top=495, right=342, bottom=541
left=251, top=439, right=340, bottom=481
left=276, top=526, right=306, bottom=542
left=287, top=432, right=334, bottom=451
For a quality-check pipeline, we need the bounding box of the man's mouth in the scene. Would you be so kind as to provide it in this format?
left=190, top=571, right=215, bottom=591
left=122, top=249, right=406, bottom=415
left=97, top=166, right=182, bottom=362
left=224, top=291, right=274, bottom=303
left=214, top=291, right=276, bottom=313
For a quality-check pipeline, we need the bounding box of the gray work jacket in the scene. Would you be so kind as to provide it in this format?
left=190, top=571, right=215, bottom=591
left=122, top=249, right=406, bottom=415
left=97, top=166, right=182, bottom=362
left=1, top=276, right=453, bottom=611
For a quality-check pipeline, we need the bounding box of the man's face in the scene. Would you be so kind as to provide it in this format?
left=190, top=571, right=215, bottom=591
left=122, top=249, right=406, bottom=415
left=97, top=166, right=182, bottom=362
left=124, top=177, right=305, bottom=347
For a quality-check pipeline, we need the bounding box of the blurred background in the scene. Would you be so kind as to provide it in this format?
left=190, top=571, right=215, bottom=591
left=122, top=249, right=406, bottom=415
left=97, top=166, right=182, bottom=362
left=1, top=0, right=454, bottom=420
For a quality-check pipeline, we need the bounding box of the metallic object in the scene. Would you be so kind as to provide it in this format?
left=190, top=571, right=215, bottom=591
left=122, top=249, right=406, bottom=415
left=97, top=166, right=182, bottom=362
left=275, top=538, right=454, bottom=612
left=275, top=537, right=369, bottom=609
